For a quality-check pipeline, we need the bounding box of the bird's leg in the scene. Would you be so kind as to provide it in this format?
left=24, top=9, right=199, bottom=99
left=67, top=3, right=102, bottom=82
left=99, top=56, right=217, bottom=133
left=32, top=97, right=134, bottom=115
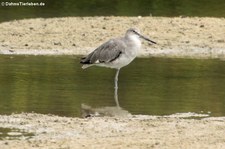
left=114, top=68, right=120, bottom=107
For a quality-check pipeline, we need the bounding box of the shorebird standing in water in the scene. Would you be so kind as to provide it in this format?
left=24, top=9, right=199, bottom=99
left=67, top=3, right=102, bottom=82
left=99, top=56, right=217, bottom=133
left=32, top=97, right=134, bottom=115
left=80, top=28, right=156, bottom=107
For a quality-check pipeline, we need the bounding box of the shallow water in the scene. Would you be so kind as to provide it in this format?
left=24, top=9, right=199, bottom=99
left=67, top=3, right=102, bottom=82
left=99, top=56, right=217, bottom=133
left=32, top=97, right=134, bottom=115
left=0, top=127, right=33, bottom=140
left=0, top=55, right=225, bottom=117
left=0, top=0, right=225, bottom=22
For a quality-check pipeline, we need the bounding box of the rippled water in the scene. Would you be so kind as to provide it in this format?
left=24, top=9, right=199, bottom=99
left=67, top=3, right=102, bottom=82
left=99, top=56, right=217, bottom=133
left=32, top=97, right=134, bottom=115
left=0, top=55, right=225, bottom=117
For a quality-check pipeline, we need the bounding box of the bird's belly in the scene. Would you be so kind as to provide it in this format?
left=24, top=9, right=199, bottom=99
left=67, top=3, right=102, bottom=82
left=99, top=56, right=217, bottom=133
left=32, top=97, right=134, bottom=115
left=108, top=52, right=136, bottom=69
left=97, top=46, right=139, bottom=69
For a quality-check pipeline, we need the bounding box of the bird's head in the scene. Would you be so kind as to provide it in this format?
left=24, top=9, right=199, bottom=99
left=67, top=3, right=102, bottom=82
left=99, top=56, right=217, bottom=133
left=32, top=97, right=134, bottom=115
left=125, top=28, right=156, bottom=44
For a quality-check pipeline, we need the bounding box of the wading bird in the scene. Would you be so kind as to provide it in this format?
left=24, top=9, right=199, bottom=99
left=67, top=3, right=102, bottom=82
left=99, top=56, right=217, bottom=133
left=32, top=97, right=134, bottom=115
left=80, top=28, right=156, bottom=107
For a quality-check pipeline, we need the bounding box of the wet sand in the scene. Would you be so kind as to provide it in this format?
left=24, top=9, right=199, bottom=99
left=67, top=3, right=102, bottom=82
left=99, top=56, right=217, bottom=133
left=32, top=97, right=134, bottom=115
left=0, top=17, right=225, bottom=58
left=0, top=113, right=225, bottom=149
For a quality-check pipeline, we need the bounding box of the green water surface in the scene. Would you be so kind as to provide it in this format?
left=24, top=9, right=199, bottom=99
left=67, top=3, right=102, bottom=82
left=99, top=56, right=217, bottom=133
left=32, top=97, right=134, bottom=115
left=0, top=55, right=225, bottom=117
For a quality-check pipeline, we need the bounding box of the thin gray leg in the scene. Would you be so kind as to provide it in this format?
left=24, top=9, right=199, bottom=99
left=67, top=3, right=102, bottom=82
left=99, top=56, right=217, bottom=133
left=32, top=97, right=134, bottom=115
left=114, top=68, right=120, bottom=107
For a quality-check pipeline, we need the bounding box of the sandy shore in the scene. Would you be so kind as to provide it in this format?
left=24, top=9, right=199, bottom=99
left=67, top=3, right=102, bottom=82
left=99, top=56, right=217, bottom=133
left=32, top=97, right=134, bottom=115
left=0, top=113, right=225, bottom=149
left=0, top=17, right=225, bottom=58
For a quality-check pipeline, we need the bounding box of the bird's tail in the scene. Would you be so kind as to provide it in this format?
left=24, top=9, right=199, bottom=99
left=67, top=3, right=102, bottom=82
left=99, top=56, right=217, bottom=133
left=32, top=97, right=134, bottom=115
left=82, top=64, right=93, bottom=69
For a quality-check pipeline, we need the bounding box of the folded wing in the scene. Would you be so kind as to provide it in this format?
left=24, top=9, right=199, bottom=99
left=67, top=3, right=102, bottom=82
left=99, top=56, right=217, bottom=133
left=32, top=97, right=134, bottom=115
left=80, top=39, right=126, bottom=64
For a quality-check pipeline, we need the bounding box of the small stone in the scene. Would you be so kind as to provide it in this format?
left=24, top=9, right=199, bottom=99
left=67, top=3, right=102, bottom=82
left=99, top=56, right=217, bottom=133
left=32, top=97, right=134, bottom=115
left=155, top=142, right=160, bottom=145
left=102, top=26, right=106, bottom=29
left=179, top=15, right=186, bottom=18
left=179, top=31, right=184, bottom=35
left=72, top=43, right=76, bottom=46
left=54, top=42, right=61, bottom=46
left=24, top=44, right=28, bottom=46
left=103, top=17, right=109, bottom=20
left=29, top=27, right=34, bottom=30
left=200, top=24, right=204, bottom=28
left=217, top=39, right=224, bottom=43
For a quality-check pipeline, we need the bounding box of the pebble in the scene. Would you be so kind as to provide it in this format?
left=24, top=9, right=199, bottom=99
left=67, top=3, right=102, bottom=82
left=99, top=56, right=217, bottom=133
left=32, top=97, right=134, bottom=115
left=217, top=39, right=224, bottom=43
left=54, top=42, right=61, bottom=46
left=180, top=15, right=187, bottom=18
left=103, top=17, right=109, bottom=20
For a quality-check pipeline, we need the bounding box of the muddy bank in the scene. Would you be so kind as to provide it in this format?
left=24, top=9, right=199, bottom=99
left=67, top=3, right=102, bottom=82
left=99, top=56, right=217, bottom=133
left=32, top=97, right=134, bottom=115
left=0, top=17, right=225, bottom=58
left=0, top=113, right=225, bottom=149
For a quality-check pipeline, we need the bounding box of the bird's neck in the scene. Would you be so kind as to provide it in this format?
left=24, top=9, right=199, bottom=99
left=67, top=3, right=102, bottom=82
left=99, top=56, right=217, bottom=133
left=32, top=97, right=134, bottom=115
left=126, top=35, right=141, bottom=48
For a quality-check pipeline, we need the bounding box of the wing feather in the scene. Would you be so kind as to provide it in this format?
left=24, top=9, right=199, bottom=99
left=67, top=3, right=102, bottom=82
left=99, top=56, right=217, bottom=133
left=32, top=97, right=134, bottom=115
left=80, top=39, right=126, bottom=64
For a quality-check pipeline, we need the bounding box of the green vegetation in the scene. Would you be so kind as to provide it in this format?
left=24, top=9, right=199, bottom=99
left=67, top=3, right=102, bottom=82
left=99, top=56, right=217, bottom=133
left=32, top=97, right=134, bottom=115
left=0, top=0, right=225, bottom=22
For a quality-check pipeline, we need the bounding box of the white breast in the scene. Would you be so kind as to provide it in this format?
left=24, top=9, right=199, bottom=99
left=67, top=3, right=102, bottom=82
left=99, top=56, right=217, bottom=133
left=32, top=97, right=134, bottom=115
left=126, top=34, right=141, bottom=57
left=129, top=34, right=141, bottom=48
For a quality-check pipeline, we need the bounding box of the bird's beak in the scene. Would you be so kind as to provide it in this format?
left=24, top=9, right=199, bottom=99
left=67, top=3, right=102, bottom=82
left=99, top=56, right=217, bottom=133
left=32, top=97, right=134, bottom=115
left=137, top=33, right=157, bottom=44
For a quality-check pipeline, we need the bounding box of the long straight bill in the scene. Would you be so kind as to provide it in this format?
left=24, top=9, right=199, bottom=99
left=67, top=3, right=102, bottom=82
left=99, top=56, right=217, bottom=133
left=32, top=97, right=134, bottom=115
left=137, top=33, right=157, bottom=44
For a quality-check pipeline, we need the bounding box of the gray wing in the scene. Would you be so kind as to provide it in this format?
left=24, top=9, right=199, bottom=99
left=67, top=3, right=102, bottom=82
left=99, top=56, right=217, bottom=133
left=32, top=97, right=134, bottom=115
left=80, top=39, right=126, bottom=64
